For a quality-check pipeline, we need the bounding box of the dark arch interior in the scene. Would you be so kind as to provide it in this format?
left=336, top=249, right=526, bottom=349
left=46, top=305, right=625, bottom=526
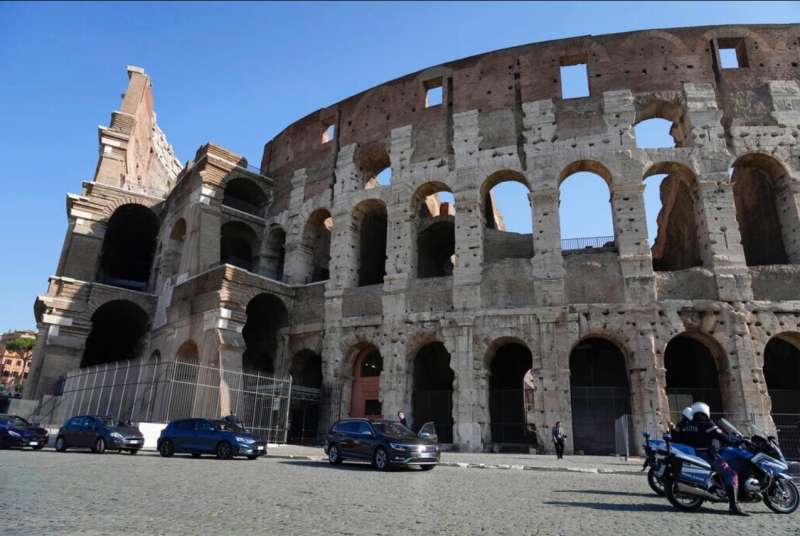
left=490, top=343, right=533, bottom=445
left=764, top=337, right=800, bottom=413
left=223, top=178, right=267, bottom=217
left=359, top=350, right=383, bottom=377
left=99, top=204, right=159, bottom=290
left=569, top=338, right=630, bottom=455
left=265, top=227, right=286, bottom=281
left=170, top=219, right=186, bottom=241
left=412, top=342, right=454, bottom=442
left=417, top=219, right=455, bottom=278
left=648, top=174, right=702, bottom=272
left=288, top=350, right=323, bottom=445
left=665, top=335, right=722, bottom=417
left=221, top=221, right=257, bottom=271
left=80, top=300, right=148, bottom=368
left=358, top=205, right=387, bottom=286
left=242, top=294, right=288, bottom=374
left=732, top=160, right=788, bottom=266
left=305, top=212, right=331, bottom=283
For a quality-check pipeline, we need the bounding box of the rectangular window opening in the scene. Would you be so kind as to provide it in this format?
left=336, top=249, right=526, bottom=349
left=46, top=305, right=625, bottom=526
left=718, top=38, right=748, bottom=69
left=322, top=123, right=335, bottom=144
left=424, top=80, right=443, bottom=108
left=560, top=62, right=590, bottom=99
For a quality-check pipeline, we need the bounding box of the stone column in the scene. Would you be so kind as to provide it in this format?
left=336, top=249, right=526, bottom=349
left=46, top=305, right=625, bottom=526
left=537, top=313, right=573, bottom=453
left=611, top=181, right=656, bottom=304
left=382, top=199, right=412, bottom=320
left=283, top=170, right=310, bottom=284
left=530, top=189, right=565, bottom=305
left=453, top=170, right=484, bottom=311
left=445, top=320, right=484, bottom=450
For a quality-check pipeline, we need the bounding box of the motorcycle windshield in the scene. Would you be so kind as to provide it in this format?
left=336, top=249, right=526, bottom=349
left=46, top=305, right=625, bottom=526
left=718, top=417, right=742, bottom=438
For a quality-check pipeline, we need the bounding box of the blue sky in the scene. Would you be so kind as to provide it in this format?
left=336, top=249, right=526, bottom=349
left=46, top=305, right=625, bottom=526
left=0, top=1, right=797, bottom=331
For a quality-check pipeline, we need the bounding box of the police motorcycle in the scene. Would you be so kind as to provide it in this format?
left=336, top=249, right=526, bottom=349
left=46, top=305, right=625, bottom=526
left=657, top=418, right=799, bottom=514
left=642, top=432, right=698, bottom=496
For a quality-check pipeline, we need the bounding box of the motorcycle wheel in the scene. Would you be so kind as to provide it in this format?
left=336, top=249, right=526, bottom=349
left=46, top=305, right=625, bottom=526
left=663, top=476, right=705, bottom=512
left=647, top=467, right=665, bottom=496
left=764, top=479, right=800, bottom=514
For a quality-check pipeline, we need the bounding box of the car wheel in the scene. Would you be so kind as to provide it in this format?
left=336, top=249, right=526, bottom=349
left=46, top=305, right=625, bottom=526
left=55, top=436, right=67, bottom=452
left=216, top=441, right=233, bottom=460
left=372, top=447, right=389, bottom=471
left=93, top=437, right=106, bottom=454
left=191, top=453, right=202, bottom=458
left=159, top=439, right=174, bottom=458
left=420, top=465, right=435, bottom=471
left=129, top=449, right=138, bottom=455
left=328, top=444, right=343, bottom=465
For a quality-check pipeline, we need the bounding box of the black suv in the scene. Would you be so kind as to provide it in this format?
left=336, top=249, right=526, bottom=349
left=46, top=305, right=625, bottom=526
left=324, top=419, right=439, bottom=471
left=55, top=415, right=144, bottom=454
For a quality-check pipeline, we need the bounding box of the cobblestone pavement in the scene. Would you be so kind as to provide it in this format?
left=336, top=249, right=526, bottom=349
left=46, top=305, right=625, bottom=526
left=2, top=450, right=798, bottom=536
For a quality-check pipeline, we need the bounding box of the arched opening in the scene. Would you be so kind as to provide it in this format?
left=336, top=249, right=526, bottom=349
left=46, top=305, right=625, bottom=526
left=489, top=341, right=533, bottom=446
left=412, top=342, right=454, bottom=442
left=242, top=294, right=289, bottom=374
left=222, top=177, right=267, bottom=217
left=569, top=337, right=630, bottom=455
left=414, top=182, right=456, bottom=278
left=354, top=200, right=387, bottom=286
left=559, top=162, right=615, bottom=252
left=482, top=172, right=534, bottom=262
left=732, top=154, right=792, bottom=266
left=664, top=334, right=724, bottom=422
left=163, top=218, right=187, bottom=278
left=99, top=204, right=159, bottom=290
left=80, top=300, right=149, bottom=368
left=355, top=144, right=392, bottom=189
left=763, top=334, right=800, bottom=453
left=171, top=340, right=200, bottom=419
left=350, top=347, right=383, bottom=418
left=264, top=226, right=286, bottom=281
left=301, top=209, right=332, bottom=283
left=643, top=163, right=703, bottom=271
left=220, top=221, right=257, bottom=272
left=170, top=219, right=186, bottom=241
left=633, top=99, right=687, bottom=148
left=289, top=350, right=323, bottom=445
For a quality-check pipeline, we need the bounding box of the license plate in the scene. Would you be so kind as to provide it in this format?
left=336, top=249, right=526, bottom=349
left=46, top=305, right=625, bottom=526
left=28, top=442, right=39, bottom=446
left=126, top=439, right=140, bottom=444
left=419, top=452, right=435, bottom=458
left=257, top=446, right=264, bottom=451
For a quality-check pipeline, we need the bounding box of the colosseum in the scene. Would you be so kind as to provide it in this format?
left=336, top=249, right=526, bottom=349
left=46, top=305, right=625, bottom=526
left=24, top=24, right=800, bottom=454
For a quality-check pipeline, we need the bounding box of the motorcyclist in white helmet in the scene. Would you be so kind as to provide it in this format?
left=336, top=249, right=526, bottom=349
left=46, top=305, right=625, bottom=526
left=682, top=401, right=747, bottom=516
left=671, top=406, right=693, bottom=443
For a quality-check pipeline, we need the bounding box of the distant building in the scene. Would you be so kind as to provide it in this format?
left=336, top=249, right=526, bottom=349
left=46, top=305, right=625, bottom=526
left=1, top=330, right=37, bottom=391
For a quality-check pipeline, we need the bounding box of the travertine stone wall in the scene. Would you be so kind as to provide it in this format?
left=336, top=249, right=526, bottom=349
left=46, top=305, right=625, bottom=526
left=26, top=25, right=800, bottom=453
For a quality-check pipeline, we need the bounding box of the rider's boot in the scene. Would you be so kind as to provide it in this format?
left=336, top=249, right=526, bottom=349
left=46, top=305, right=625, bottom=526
left=727, top=485, right=748, bottom=516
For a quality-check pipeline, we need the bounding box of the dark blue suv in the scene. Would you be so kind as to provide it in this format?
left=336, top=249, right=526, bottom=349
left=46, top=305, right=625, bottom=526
left=157, top=418, right=266, bottom=460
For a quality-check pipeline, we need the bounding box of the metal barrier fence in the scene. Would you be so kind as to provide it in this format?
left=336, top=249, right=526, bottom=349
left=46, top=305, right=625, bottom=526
left=561, top=236, right=615, bottom=251
left=37, top=359, right=292, bottom=443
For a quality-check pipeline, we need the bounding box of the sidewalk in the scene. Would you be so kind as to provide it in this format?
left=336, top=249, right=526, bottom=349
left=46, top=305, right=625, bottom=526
left=266, top=444, right=646, bottom=475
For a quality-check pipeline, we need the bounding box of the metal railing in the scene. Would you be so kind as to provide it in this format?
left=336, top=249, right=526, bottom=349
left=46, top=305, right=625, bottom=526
left=561, top=236, right=615, bottom=251
left=37, top=359, right=292, bottom=444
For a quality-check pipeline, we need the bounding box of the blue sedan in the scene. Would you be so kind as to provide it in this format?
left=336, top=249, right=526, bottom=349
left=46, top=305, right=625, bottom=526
left=157, top=418, right=266, bottom=460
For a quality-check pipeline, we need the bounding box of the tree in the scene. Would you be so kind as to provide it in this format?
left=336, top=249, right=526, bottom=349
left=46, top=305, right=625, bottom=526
left=4, top=336, right=35, bottom=389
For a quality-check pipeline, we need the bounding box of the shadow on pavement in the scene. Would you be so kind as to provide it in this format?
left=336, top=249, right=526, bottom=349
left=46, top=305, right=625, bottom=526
left=277, top=460, right=424, bottom=472
left=553, top=489, right=654, bottom=498
left=542, top=501, right=677, bottom=513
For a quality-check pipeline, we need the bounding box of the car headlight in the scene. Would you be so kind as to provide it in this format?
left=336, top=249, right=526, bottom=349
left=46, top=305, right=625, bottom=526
left=8, top=430, right=21, bottom=438
left=389, top=443, right=413, bottom=450
left=110, top=432, right=124, bottom=440
left=235, top=436, right=255, bottom=444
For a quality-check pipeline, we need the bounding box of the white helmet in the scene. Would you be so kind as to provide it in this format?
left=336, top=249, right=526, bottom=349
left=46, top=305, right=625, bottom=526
left=691, top=401, right=710, bottom=419
left=681, top=406, right=693, bottom=419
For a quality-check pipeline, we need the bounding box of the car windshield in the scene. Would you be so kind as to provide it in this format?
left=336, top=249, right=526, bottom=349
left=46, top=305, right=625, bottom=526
left=372, top=422, right=414, bottom=437
left=1, top=416, right=28, bottom=426
left=94, top=417, right=117, bottom=427
left=213, top=420, right=246, bottom=432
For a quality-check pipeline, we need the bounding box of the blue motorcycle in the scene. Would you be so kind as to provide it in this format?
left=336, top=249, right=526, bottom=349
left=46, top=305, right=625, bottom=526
left=642, top=432, right=698, bottom=496
left=658, top=418, right=798, bottom=514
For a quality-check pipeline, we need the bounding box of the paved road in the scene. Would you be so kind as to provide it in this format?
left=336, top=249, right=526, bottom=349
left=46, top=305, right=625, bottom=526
left=1, top=450, right=798, bottom=535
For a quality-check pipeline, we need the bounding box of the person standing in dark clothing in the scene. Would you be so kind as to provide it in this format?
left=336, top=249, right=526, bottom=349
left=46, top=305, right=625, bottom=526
left=397, top=411, right=408, bottom=428
left=682, top=402, right=747, bottom=516
left=552, top=421, right=566, bottom=459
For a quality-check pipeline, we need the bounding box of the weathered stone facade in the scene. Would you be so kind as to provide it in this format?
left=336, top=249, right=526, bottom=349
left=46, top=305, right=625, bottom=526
left=25, top=25, right=800, bottom=453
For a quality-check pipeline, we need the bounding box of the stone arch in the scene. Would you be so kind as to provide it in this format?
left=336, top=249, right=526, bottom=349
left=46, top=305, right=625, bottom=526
left=98, top=203, right=159, bottom=290
left=222, top=177, right=268, bottom=217
left=355, top=143, right=392, bottom=189
left=353, top=199, right=388, bottom=286
left=620, top=29, right=691, bottom=56
left=242, top=293, right=289, bottom=374
left=264, top=225, right=287, bottom=281
left=300, top=208, right=333, bottom=283
left=348, top=344, right=384, bottom=418
left=568, top=335, right=631, bottom=454
left=170, top=340, right=201, bottom=418
left=169, top=218, right=187, bottom=241
left=411, top=341, right=454, bottom=442
left=80, top=300, right=149, bottom=368
left=763, top=333, right=800, bottom=417
left=480, top=170, right=534, bottom=262
left=642, top=162, right=703, bottom=271
left=558, top=160, right=615, bottom=250
left=485, top=337, right=533, bottom=447
left=220, top=221, right=258, bottom=271
left=731, top=153, right=796, bottom=266
left=412, top=181, right=456, bottom=278
left=634, top=98, right=688, bottom=148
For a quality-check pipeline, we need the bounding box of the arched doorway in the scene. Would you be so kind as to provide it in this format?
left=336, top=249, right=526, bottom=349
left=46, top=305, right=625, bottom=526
left=301, top=209, right=333, bottom=283
left=242, top=294, right=289, bottom=374
left=412, top=342, right=454, bottom=442
left=265, top=226, right=287, bottom=281
left=763, top=334, right=800, bottom=456
left=413, top=182, right=456, bottom=278
left=664, top=334, right=724, bottom=421
left=170, top=340, right=200, bottom=419
left=289, top=350, right=323, bottom=445
left=350, top=347, right=382, bottom=418
left=222, top=177, right=267, bottom=217
left=220, top=221, right=257, bottom=272
left=354, top=200, right=388, bottom=286
left=80, top=300, right=149, bottom=368
left=99, top=204, right=159, bottom=290
left=489, top=342, right=533, bottom=447
left=569, top=337, right=630, bottom=455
